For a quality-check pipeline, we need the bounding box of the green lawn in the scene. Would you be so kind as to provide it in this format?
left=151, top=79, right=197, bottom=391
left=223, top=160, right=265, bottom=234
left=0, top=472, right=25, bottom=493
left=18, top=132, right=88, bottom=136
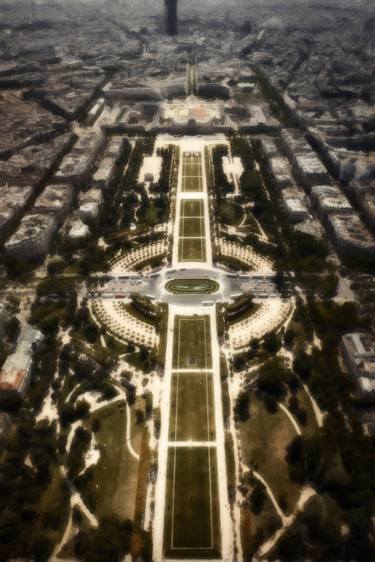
left=183, top=160, right=201, bottom=173
left=239, top=394, right=301, bottom=515
left=166, top=279, right=219, bottom=295
left=183, top=165, right=201, bottom=177
left=169, top=373, right=215, bottom=441
left=164, top=447, right=221, bottom=558
left=82, top=402, right=143, bottom=521
left=181, top=199, right=204, bottom=217
left=181, top=154, right=203, bottom=192
left=179, top=216, right=205, bottom=237
left=172, top=316, right=212, bottom=369
left=183, top=156, right=202, bottom=174
left=295, top=387, right=319, bottom=437
left=178, top=238, right=206, bottom=262
left=182, top=176, right=203, bottom=192
left=178, top=199, right=206, bottom=259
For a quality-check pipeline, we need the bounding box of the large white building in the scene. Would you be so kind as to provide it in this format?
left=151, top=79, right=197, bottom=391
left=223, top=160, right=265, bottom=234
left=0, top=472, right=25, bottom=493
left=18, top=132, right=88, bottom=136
left=282, top=195, right=311, bottom=223
left=93, top=136, right=126, bottom=189
left=5, top=213, right=59, bottom=261
left=340, top=333, right=375, bottom=401
left=55, top=130, right=106, bottom=186
left=78, top=188, right=102, bottom=222
left=259, top=137, right=279, bottom=158
left=310, top=185, right=353, bottom=221
left=327, top=213, right=375, bottom=259
left=0, top=185, right=34, bottom=235
left=293, top=153, right=330, bottom=189
left=33, top=183, right=73, bottom=220
left=0, top=324, right=43, bottom=395
left=268, top=156, right=294, bottom=188
left=280, top=128, right=312, bottom=161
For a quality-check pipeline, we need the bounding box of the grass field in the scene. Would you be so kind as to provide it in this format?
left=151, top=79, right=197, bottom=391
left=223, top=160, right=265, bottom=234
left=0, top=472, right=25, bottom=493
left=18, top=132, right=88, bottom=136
left=181, top=199, right=204, bottom=217
left=164, top=447, right=221, bottom=558
left=239, top=394, right=301, bottom=515
left=83, top=402, right=143, bottom=520
left=295, top=387, right=319, bottom=437
left=178, top=238, right=206, bottom=262
left=181, top=153, right=203, bottom=193
left=183, top=176, right=203, bottom=192
left=179, top=216, right=205, bottom=237
left=178, top=198, right=206, bottom=261
left=166, top=279, right=219, bottom=295
left=169, top=372, right=215, bottom=441
left=172, top=316, right=212, bottom=369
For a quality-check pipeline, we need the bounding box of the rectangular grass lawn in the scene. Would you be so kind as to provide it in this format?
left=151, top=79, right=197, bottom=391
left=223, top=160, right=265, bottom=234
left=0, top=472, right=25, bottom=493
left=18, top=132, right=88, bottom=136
left=183, top=160, right=201, bottom=173
left=178, top=237, right=206, bottom=262
left=179, top=216, right=205, bottom=237
left=181, top=199, right=204, bottom=217
left=164, top=447, right=221, bottom=558
left=173, top=316, right=212, bottom=369
left=182, top=175, right=203, bottom=192
left=169, top=372, right=215, bottom=442
left=183, top=154, right=201, bottom=170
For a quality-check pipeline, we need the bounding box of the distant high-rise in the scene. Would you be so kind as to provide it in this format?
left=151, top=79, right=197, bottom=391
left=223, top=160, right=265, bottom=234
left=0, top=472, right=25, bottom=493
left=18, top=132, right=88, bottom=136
left=165, top=0, right=178, bottom=36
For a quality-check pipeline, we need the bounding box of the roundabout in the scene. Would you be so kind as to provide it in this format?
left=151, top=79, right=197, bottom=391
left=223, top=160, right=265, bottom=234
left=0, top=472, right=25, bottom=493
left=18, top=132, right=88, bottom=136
left=165, top=278, right=219, bottom=294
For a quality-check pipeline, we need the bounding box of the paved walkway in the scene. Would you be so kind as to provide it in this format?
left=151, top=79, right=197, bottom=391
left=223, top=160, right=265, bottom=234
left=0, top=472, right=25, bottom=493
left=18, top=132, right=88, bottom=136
left=126, top=403, right=140, bottom=461
left=278, top=402, right=302, bottom=436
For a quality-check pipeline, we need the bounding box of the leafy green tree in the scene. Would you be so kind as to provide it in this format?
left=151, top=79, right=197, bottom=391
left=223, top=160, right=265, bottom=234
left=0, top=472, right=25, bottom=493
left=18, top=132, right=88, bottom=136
left=250, top=482, right=267, bottom=515
left=276, top=526, right=305, bottom=560
left=263, top=331, right=282, bottom=354
left=91, top=418, right=101, bottom=433
left=286, top=434, right=330, bottom=486
left=0, top=390, right=22, bottom=414
left=257, top=358, right=291, bottom=400
left=73, top=517, right=132, bottom=562
left=4, top=316, right=20, bottom=341
left=283, top=328, right=295, bottom=348
left=293, top=350, right=313, bottom=380
left=234, top=391, right=250, bottom=422
left=67, top=426, right=91, bottom=478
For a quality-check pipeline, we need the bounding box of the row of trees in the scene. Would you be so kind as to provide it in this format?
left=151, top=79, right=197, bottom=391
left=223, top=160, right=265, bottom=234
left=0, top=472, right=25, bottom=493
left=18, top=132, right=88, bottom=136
left=212, top=145, right=233, bottom=197
left=154, top=145, right=174, bottom=193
